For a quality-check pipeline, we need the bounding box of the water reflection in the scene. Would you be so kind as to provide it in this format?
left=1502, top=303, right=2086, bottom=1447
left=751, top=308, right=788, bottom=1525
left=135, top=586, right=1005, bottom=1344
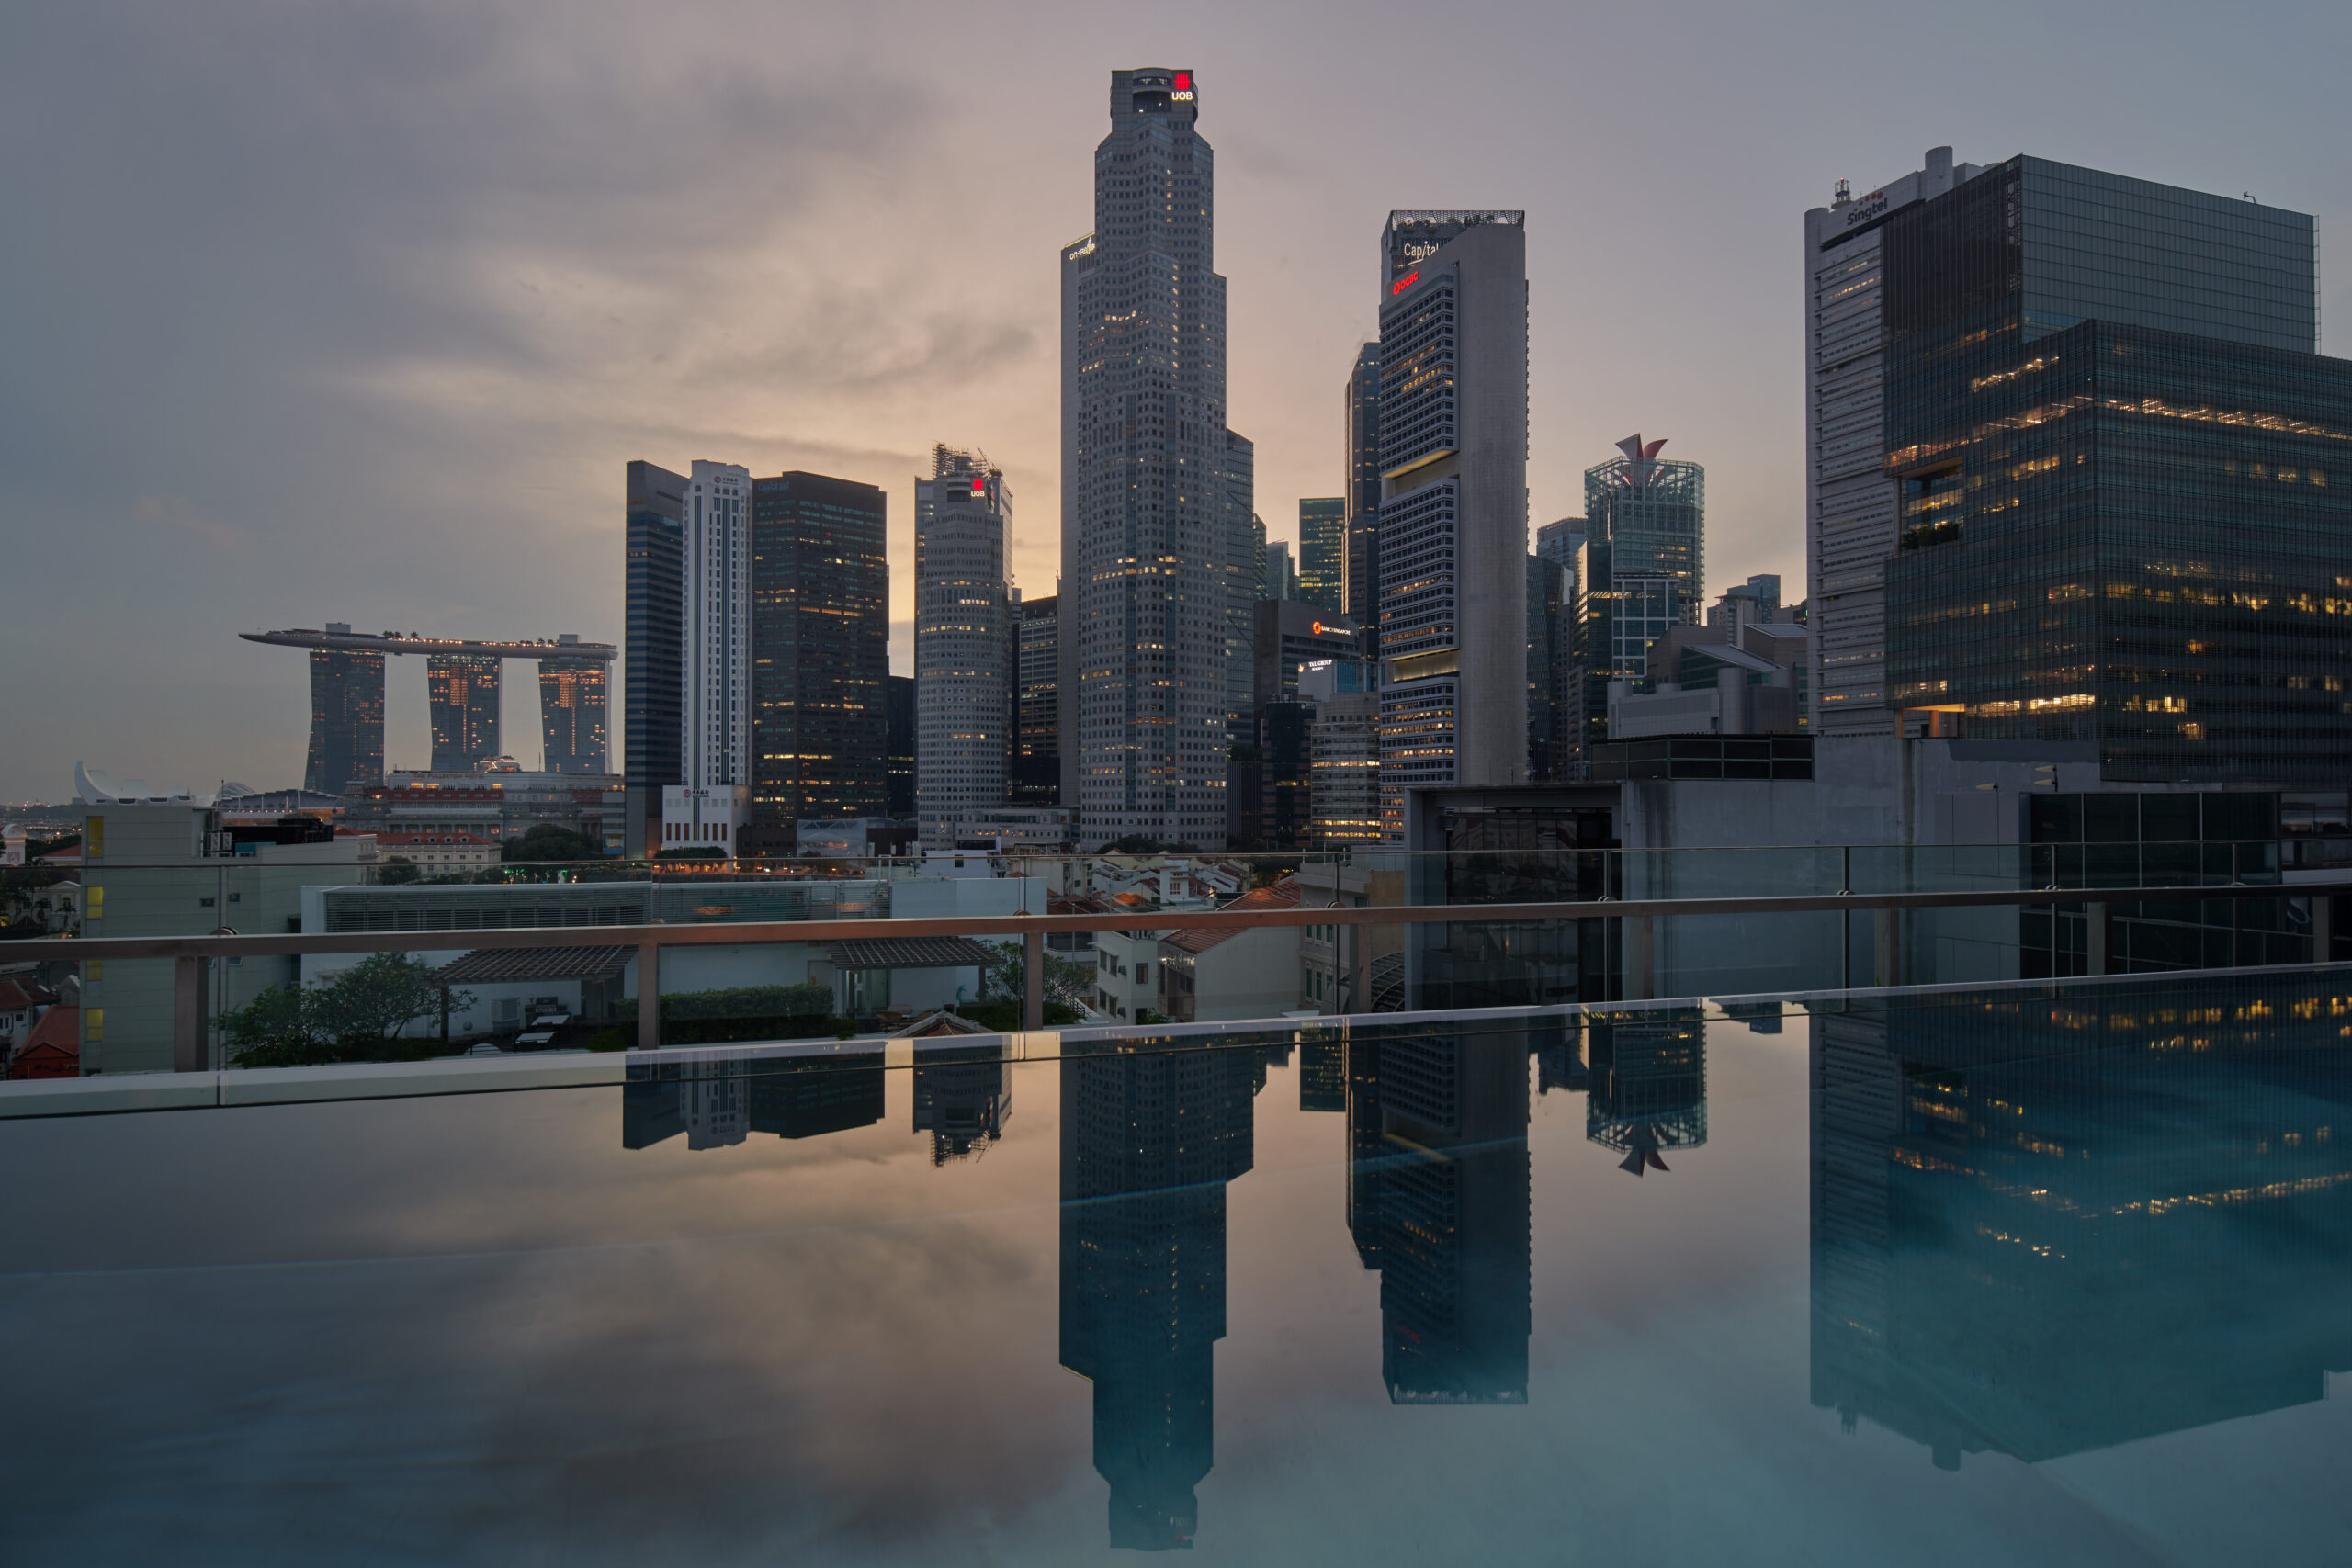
left=1810, top=978, right=2352, bottom=1469
left=1058, top=1046, right=1257, bottom=1550
left=622, top=1052, right=887, bottom=1150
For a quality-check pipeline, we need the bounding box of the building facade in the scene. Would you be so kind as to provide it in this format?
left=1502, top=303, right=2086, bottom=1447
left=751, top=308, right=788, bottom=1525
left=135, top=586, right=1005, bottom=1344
left=1297, top=497, right=1344, bottom=613
left=304, top=629, right=384, bottom=795
left=1583, top=436, right=1703, bottom=621
left=1804, top=148, right=1993, bottom=737
left=537, top=635, right=608, bottom=774
left=674, top=459, right=752, bottom=848
left=1015, top=592, right=1060, bottom=807
left=914, top=446, right=1012, bottom=848
left=1064, top=69, right=1239, bottom=851
left=748, top=471, right=890, bottom=847
left=1343, top=344, right=1382, bottom=661
left=1375, top=211, right=1530, bottom=837
left=426, top=654, right=502, bottom=774
left=624, top=460, right=687, bottom=855
left=1873, top=156, right=2342, bottom=783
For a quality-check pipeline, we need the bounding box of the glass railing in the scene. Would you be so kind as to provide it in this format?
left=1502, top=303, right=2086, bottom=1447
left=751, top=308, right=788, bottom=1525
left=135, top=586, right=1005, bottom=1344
left=6, top=842, right=2338, bottom=1080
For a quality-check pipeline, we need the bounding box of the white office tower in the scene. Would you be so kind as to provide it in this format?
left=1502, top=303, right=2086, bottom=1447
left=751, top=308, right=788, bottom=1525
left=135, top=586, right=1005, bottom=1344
left=666, top=458, right=751, bottom=852
left=1062, top=68, right=1236, bottom=851
left=1375, top=211, right=1530, bottom=838
left=1804, top=146, right=1980, bottom=736
left=914, top=446, right=1012, bottom=849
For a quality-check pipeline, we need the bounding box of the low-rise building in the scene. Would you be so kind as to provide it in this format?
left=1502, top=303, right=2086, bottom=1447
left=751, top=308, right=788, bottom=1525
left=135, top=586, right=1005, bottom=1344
left=8, top=1004, right=79, bottom=1078
left=374, top=830, right=498, bottom=873
left=1157, top=878, right=1302, bottom=1023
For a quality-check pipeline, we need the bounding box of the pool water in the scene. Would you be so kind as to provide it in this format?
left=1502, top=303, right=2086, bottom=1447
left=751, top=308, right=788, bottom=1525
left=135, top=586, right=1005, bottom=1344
left=4, top=974, right=2350, bottom=1564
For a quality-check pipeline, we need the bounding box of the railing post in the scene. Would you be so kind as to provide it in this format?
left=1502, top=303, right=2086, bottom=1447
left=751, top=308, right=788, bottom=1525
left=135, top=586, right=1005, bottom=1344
left=172, top=954, right=207, bottom=1073
left=1873, top=907, right=1902, bottom=987
left=2312, top=893, right=2334, bottom=963
left=1351, top=921, right=1370, bottom=1017
left=636, top=941, right=660, bottom=1050
left=2087, top=901, right=2110, bottom=976
left=1023, top=926, right=1045, bottom=1032
left=1626, top=914, right=1655, bottom=1001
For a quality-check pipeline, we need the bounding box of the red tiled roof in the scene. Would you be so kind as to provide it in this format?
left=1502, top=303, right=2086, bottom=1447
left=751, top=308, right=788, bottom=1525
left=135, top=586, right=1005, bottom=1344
left=0, top=979, right=40, bottom=1010
left=1160, top=880, right=1301, bottom=955
left=12, top=1006, right=80, bottom=1077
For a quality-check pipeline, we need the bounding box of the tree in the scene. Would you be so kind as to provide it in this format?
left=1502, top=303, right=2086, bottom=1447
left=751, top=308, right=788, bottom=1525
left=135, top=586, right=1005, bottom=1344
left=219, top=954, right=474, bottom=1067
left=980, top=940, right=1093, bottom=1011
left=377, top=855, right=422, bottom=885
left=655, top=845, right=725, bottom=862
left=504, top=822, right=600, bottom=863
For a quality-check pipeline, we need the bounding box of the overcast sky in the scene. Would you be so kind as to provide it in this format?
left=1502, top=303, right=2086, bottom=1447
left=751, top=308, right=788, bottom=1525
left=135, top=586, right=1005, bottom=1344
left=4, top=0, right=2346, bottom=800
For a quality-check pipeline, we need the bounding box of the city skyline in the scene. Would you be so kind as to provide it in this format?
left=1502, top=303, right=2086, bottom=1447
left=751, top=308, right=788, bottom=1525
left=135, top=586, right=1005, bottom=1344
left=6, top=2, right=2350, bottom=799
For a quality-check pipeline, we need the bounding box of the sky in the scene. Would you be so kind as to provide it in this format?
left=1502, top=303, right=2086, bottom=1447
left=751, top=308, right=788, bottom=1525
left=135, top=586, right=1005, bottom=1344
left=3, top=0, right=2346, bottom=801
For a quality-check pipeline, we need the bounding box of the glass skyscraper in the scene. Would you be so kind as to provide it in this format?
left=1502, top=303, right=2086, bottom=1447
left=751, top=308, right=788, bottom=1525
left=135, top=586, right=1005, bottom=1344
left=536, top=639, right=607, bottom=774
left=1297, top=496, right=1345, bottom=614
left=1582, top=438, right=1703, bottom=623
left=913, top=446, right=1012, bottom=848
left=1343, top=342, right=1382, bottom=660
left=747, top=470, right=888, bottom=844
left=1876, top=155, right=2346, bottom=784
left=623, top=460, right=686, bottom=855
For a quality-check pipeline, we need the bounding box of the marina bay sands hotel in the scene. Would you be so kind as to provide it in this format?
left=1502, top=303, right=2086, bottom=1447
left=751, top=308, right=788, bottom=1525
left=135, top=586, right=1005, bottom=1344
left=241, top=625, right=616, bottom=793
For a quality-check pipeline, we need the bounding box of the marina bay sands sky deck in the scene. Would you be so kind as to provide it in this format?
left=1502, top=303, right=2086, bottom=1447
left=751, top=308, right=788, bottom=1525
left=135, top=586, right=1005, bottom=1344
left=241, top=624, right=615, bottom=791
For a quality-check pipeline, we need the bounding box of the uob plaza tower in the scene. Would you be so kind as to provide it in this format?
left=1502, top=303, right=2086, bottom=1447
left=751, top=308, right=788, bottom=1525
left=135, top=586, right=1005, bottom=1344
left=1060, top=68, right=1240, bottom=850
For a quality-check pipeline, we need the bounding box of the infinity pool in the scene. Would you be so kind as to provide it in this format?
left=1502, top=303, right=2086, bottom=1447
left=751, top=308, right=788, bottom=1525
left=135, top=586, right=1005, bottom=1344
left=5, top=972, right=2349, bottom=1563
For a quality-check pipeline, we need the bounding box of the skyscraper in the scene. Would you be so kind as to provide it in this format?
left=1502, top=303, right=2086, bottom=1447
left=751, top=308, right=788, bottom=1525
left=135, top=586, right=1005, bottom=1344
left=1264, top=539, right=1295, bottom=602
left=1064, top=68, right=1238, bottom=851
left=1224, top=432, right=1260, bottom=729
left=1297, top=497, right=1345, bottom=613
left=1584, top=436, right=1704, bottom=620
left=304, top=628, right=384, bottom=795
left=1375, top=211, right=1530, bottom=837
left=1804, top=149, right=1989, bottom=736
left=1869, top=155, right=2345, bottom=781
left=537, top=635, right=607, bottom=774
left=426, top=654, right=501, bottom=773
left=1014, top=592, right=1059, bottom=807
left=623, top=460, right=686, bottom=855
left=666, top=460, right=752, bottom=849
left=914, top=446, right=1012, bottom=848
left=1343, top=344, right=1382, bottom=660
left=747, top=470, right=889, bottom=847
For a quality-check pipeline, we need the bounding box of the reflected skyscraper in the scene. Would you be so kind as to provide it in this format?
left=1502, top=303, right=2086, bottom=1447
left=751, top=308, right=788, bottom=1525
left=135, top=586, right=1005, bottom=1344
left=1059, top=1047, right=1257, bottom=1549
left=1587, top=1016, right=1708, bottom=1175
left=913, top=1054, right=1012, bottom=1164
left=1810, top=979, right=2352, bottom=1469
left=622, top=1056, right=885, bottom=1150
left=1345, top=1024, right=1532, bottom=1404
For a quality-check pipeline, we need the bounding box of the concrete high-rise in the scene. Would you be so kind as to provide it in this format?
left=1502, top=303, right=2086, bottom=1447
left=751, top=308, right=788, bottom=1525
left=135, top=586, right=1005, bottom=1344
left=623, top=461, right=686, bottom=855
left=913, top=446, right=1012, bottom=848
left=748, top=470, right=889, bottom=846
left=1342, top=344, right=1382, bottom=660
left=1063, top=68, right=1239, bottom=851
left=1804, top=149, right=1989, bottom=736
left=304, top=626, right=384, bottom=795
left=1374, top=211, right=1530, bottom=837
left=670, top=459, right=752, bottom=850
left=1297, top=497, right=1344, bottom=613
left=426, top=654, right=501, bottom=773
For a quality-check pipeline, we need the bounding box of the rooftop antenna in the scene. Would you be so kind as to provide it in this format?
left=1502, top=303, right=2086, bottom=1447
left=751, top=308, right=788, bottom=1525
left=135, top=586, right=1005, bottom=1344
left=1834, top=177, right=1852, bottom=206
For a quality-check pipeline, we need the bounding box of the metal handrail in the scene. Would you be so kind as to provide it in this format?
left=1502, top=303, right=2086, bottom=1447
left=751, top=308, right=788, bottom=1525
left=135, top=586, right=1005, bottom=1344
left=6, top=878, right=2340, bottom=1065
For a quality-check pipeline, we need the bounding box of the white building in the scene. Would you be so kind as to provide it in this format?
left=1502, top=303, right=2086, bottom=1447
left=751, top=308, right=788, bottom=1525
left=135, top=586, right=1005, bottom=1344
left=1063, top=68, right=1243, bottom=851
left=1804, top=148, right=1983, bottom=738
left=675, top=458, right=752, bottom=849
left=914, top=446, right=1012, bottom=849
left=1375, top=212, right=1530, bottom=838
